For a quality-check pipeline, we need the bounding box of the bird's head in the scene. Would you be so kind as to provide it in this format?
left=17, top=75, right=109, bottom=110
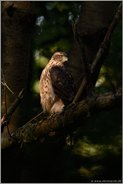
left=51, top=52, right=68, bottom=63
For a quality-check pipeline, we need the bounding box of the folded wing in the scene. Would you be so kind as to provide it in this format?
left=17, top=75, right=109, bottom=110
left=50, top=66, right=75, bottom=105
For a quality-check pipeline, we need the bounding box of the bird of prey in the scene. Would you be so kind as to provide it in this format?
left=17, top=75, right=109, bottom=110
left=40, top=51, right=75, bottom=114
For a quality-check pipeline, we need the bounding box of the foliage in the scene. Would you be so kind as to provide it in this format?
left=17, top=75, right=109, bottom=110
left=34, top=2, right=80, bottom=54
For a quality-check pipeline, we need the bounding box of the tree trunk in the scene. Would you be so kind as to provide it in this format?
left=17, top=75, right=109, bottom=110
left=69, top=2, right=116, bottom=90
left=1, top=2, right=36, bottom=132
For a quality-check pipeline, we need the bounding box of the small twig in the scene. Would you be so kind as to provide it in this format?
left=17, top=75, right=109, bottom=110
left=2, top=70, right=8, bottom=116
left=1, top=89, right=25, bottom=127
left=73, top=3, right=122, bottom=103
left=1, top=81, right=15, bottom=95
left=1, top=70, right=16, bottom=138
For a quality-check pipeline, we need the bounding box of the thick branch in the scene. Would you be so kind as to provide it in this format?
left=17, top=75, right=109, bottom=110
left=2, top=90, right=121, bottom=149
left=73, top=3, right=122, bottom=103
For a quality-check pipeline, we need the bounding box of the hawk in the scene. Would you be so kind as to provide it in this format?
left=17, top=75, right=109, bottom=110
left=40, top=52, right=75, bottom=114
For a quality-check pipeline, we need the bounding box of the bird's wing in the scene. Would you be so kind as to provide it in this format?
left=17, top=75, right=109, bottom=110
left=50, top=66, right=75, bottom=105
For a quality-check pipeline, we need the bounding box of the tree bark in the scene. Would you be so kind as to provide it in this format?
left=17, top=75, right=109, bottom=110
left=69, top=2, right=117, bottom=91
left=1, top=90, right=121, bottom=149
left=1, top=2, right=36, bottom=132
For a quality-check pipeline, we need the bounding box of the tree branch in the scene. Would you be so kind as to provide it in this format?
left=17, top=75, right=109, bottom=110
left=91, top=2, right=122, bottom=75
left=2, top=89, right=121, bottom=149
left=73, top=2, right=122, bottom=103
left=1, top=89, right=25, bottom=128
